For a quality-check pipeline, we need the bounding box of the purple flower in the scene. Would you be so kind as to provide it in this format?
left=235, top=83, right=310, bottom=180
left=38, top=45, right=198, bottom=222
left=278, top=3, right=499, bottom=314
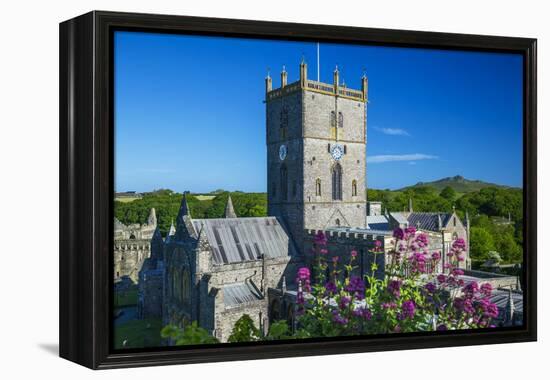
left=350, top=250, right=358, bottom=258
left=345, top=276, right=365, bottom=299
left=297, top=267, right=310, bottom=281
left=463, top=281, right=479, bottom=297
left=415, top=233, right=428, bottom=248
left=393, top=228, right=405, bottom=240
left=405, top=226, right=417, bottom=236
left=352, top=306, right=372, bottom=320
left=338, top=296, right=351, bottom=310
left=480, top=283, right=493, bottom=297
left=296, top=267, right=311, bottom=292
left=432, top=251, right=441, bottom=261
left=401, top=300, right=416, bottom=319
left=424, top=282, right=436, bottom=294
left=437, top=274, right=447, bottom=284
left=315, top=231, right=327, bottom=245
left=324, top=281, right=337, bottom=296
left=452, top=268, right=464, bottom=276
left=452, top=238, right=466, bottom=250
left=332, top=311, right=348, bottom=325
left=388, top=279, right=402, bottom=298
left=437, top=324, right=448, bottom=331
left=382, top=302, right=397, bottom=310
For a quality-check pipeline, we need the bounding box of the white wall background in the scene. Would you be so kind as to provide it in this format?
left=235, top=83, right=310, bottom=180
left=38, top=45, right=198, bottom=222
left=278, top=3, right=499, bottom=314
left=0, top=0, right=547, bottom=377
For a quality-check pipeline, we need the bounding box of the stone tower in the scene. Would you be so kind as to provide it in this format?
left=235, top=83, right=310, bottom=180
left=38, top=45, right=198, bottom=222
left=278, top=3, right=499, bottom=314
left=265, top=61, right=368, bottom=251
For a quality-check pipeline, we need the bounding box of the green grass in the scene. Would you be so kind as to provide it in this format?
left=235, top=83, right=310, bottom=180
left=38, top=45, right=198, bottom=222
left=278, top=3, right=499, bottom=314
left=114, top=318, right=162, bottom=349
left=114, top=289, right=138, bottom=307
left=115, top=196, right=142, bottom=203
left=194, top=195, right=216, bottom=201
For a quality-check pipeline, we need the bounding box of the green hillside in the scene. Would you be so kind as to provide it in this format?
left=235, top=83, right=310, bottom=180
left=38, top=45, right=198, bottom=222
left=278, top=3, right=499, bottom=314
left=399, top=175, right=518, bottom=193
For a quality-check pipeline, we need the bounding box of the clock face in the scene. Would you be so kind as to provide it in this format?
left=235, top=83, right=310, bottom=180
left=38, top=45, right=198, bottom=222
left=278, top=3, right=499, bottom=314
left=279, top=144, right=287, bottom=161
left=331, top=145, right=344, bottom=160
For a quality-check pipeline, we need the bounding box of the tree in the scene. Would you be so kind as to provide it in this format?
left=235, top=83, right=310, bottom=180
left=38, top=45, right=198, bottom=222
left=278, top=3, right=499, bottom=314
left=495, top=232, right=521, bottom=263
left=440, top=186, right=457, bottom=201
left=469, top=226, right=495, bottom=261
left=227, top=314, right=261, bottom=343
left=160, top=322, right=219, bottom=345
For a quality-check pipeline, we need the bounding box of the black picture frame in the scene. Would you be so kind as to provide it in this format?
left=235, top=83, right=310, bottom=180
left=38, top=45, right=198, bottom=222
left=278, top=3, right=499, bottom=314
left=59, top=10, right=537, bottom=369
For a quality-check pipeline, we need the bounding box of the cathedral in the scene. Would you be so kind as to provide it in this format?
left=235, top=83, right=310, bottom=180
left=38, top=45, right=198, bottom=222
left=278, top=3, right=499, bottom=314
left=123, top=61, right=521, bottom=342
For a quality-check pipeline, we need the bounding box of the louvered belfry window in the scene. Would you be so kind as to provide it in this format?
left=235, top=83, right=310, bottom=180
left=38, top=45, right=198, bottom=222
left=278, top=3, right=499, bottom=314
left=332, top=163, right=343, bottom=200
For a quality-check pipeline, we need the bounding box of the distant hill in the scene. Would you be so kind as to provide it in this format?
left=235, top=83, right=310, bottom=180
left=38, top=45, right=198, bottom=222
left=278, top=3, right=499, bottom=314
left=398, top=175, right=518, bottom=193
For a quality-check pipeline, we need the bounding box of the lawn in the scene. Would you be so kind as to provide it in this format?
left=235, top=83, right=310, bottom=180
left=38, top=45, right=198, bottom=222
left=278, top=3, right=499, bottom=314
left=115, top=196, right=141, bottom=203
left=114, top=318, right=163, bottom=349
left=114, top=289, right=138, bottom=307
left=194, top=195, right=216, bottom=201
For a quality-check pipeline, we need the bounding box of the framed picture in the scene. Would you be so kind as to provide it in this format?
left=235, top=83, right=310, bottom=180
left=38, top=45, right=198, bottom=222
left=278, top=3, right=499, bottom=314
left=59, top=11, right=537, bottom=369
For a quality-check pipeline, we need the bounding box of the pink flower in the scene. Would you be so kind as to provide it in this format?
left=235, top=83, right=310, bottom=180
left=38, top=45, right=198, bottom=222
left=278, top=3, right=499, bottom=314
left=351, top=250, right=358, bottom=258
left=452, top=238, right=466, bottom=250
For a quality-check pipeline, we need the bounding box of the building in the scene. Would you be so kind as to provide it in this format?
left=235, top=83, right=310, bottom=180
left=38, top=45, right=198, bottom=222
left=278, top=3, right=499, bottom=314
left=130, top=61, right=520, bottom=342
left=114, top=208, right=158, bottom=283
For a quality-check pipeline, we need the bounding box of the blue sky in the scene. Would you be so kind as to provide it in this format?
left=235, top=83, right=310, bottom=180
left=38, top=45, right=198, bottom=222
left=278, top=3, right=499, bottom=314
left=114, top=31, right=523, bottom=192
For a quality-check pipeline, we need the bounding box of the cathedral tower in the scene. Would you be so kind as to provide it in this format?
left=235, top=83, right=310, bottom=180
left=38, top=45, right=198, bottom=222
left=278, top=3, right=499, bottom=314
left=265, top=61, right=368, bottom=251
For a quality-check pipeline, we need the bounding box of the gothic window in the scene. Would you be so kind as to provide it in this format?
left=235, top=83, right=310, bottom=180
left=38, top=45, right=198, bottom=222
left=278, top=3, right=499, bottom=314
left=330, top=111, right=337, bottom=139
left=336, top=218, right=341, bottom=226
left=338, top=111, right=344, bottom=128
left=453, top=217, right=457, bottom=227
left=280, top=164, right=288, bottom=201
left=316, top=178, right=322, bottom=196
left=332, top=163, right=343, bottom=200
left=352, top=180, right=357, bottom=196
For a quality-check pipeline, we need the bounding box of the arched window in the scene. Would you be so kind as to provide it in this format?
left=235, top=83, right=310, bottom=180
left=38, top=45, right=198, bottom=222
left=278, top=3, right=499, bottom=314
left=335, top=218, right=341, bottom=226
left=453, top=217, right=457, bottom=227
left=332, top=163, right=343, bottom=200
left=352, top=179, right=357, bottom=197
left=280, top=164, right=288, bottom=201
left=330, top=111, right=337, bottom=139
left=316, top=178, right=322, bottom=196
left=338, top=111, right=344, bottom=128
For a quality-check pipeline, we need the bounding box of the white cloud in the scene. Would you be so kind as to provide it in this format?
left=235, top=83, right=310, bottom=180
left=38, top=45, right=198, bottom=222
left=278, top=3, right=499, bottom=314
left=367, top=154, right=438, bottom=164
left=374, top=126, right=410, bottom=136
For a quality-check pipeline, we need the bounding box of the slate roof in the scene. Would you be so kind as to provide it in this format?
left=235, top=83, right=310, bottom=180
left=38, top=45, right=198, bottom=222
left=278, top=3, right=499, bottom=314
left=490, top=289, right=523, bottom=314
left=407, top=212, right=451, bottom=232
left=223, top=282, right=263, bottom=307
left=390, top=212, right=409, bottom=225
left=192, top=217, right=296, bottom=265
left=366, top=215, right=390, bottom=230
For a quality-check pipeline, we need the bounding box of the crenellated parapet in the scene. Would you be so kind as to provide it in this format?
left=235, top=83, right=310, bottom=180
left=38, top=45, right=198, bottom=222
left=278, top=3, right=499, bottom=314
left=266, top=62, right=367, bottom=103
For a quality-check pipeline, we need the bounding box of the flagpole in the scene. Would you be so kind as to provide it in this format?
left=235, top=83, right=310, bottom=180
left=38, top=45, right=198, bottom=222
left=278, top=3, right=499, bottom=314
left=317, top=42, right=320, bottom=81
